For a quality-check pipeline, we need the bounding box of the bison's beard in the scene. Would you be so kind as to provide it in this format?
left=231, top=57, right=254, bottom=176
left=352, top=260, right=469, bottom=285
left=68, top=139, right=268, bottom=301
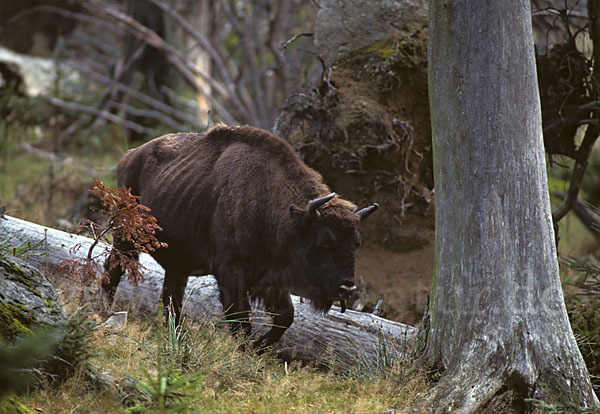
left=250, top=283, right=334, bottom=314
left=293, top=285, right=335, bottom=314
left=308, top=296, right=334, bottom=314
left=256, top=266, right=340, bottom=314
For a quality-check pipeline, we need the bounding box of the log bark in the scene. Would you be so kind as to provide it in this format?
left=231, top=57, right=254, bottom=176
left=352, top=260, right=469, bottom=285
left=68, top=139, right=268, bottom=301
left=416, top=0, right=599, bottom=411
left=0, top=215, right=415, bottom=365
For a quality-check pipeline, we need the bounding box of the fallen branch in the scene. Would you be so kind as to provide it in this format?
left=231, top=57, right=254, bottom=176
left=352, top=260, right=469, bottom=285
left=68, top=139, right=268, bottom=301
left=552, top=124, right=600, bottom=224
left=0, top=215, right=415, bottom=365
left=553, top=191, right=600, bottom=245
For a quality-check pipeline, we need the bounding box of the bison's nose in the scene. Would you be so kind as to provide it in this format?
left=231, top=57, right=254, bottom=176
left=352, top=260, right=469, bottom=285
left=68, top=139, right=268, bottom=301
left=338, top=280, right=355, bottom=314
left=338, top=280, right=356, bottom=296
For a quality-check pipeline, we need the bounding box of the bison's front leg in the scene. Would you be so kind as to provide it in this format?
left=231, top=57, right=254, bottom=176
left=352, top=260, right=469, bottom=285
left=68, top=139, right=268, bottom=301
left=162, top=270, right=189, bottom=326
left=217, top=268, right=252, bottom=337
left=255, top=293, right=294, bottom=349
left=102, top=238, right=138, bottom=306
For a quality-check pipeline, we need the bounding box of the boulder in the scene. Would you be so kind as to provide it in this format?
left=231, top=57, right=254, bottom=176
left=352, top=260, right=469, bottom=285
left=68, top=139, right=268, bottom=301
left=0, top=253, right=67, bottom=342
left=0, top=252, right=95, bottom=393
left=314, top=0, right=428, bottom=66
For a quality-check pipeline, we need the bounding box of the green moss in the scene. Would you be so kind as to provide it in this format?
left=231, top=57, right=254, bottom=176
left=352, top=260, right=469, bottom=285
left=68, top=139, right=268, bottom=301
left=0, top=394, right=35, bottom=414
left=224, top=32, right=240, bottom=50
left=341, top=33, right=426, bottom=83
left=0, top=259, right=35, bottom=289
left=0, top=302, right=35, bottom=342
left=364, top=38, right=399, bottom=60
left=16, top=275, right=33, bottom=289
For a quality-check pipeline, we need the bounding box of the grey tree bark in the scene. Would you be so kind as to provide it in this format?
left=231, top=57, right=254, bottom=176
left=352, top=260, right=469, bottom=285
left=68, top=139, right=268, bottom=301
left=414, top=0, right=599, bottom=411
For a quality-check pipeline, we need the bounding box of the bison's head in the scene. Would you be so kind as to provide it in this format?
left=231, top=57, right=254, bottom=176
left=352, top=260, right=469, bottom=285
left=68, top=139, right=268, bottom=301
left=288, top=193, right=377, bottom=313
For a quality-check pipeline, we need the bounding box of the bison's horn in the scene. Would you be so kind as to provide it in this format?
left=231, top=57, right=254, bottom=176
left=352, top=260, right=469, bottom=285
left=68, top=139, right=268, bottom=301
left=307, top=192, right=336, bottom=216
left=356, top=203, right=379, bottom=220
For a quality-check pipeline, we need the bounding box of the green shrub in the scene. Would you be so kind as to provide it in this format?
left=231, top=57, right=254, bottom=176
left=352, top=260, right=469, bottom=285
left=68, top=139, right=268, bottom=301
left=563, top=256, right=600, bottom=395
left=41, top=307, right=99, bottom=385
left=0, top=307, right=98, bottom=395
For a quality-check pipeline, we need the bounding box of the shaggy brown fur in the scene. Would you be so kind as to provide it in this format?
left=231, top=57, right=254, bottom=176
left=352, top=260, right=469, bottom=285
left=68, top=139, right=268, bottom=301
left=103, top=125, right=375, bottom=346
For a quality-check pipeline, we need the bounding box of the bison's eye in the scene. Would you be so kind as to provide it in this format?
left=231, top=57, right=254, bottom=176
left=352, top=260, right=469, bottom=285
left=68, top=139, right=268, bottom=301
left=317, top=228, right=337, bottom=249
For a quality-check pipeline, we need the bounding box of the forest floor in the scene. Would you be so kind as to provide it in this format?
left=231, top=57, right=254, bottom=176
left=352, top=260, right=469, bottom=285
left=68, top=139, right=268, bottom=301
left=15, top=283, right=428, bottom=413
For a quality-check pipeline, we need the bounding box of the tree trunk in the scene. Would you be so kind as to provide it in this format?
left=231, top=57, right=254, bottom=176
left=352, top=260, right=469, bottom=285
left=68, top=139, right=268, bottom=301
left=0, top=215, right=415, bottom=366
left=415, top=0, right=599, bottom=411
left=175, top=0, right=212, bottom=125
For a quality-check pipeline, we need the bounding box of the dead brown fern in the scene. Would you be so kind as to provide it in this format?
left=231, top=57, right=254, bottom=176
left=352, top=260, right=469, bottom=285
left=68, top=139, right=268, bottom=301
left=60, top=179, right=167, bottom=286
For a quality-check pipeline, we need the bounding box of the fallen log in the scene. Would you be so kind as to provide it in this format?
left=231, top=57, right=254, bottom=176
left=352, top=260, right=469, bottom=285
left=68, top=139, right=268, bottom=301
left=0, top=215, right=416, bottom=365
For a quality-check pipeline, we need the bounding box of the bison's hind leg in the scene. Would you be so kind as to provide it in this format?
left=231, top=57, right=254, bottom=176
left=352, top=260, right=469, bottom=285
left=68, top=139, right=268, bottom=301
left=254, top=293, right=294, bottom=349
left=102, top=238, right=139, bottom=306
left=217, top=268, right=252, bottom=338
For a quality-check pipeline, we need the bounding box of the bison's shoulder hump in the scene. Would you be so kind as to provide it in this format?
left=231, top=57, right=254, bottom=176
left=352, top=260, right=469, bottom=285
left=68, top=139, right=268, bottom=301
left=126, top=133, right=203, bottom=162
left=152, top=133, right=204, bottom=155
left=205, top=125, right=301, bottom=161
left=116, top=133, right=204, bottom=181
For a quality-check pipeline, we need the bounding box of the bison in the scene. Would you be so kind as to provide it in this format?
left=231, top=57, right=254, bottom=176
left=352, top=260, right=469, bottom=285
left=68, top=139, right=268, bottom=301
left=102, top=125, right=377, bottom=346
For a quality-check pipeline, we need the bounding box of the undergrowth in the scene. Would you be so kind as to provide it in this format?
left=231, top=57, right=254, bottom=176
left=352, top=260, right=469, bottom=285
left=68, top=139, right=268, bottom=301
left=563, top=256, right=600, bottom=396
left=17, top=306, right=425, bottom=413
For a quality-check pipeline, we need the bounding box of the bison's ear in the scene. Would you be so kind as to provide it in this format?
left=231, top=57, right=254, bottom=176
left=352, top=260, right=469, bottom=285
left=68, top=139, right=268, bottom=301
left=289, top=204, right=305, bottom=219
left=289, top=204, right=313, bottom=230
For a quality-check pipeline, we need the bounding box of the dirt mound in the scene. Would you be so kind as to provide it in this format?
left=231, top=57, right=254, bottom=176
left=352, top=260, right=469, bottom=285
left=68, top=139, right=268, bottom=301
left=275, top=30, right=433, bottom=325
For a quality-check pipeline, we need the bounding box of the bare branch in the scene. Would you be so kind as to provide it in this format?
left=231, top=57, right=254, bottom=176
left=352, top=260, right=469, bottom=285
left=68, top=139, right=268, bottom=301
left=13, top=0, right=317, bottom=133
left=553, top=0, right=600, bottom=226
left=244, top=9, right=269, bottom=128
left=552, top=125, right=600, bottom=222
left=543, top=101, right=600, bottom=136
left=84, top=0, right=240, bottom=125
left=108, top=101, right=191, bottom=132
left=280, top=32, right=314, bottom=55
left=554, top=191, right=600, bottom=244
left=144, top=0, right=238, bottom=93
left=17, top=144, right=98, bottom=176
left=64, top=60, right=202, bottom=127
left=3, top=5, right=127, bottom=37
left=160, top=86, right=200, bottom=110
left=50, top=96, right=159, bottom=136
